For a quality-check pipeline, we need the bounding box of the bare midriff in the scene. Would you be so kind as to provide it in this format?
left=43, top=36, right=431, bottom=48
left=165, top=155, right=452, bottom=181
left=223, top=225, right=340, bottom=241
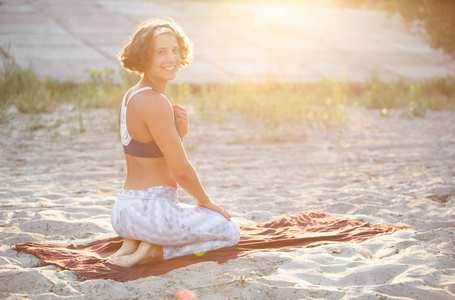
left=123, top=155, right=177, bottom=190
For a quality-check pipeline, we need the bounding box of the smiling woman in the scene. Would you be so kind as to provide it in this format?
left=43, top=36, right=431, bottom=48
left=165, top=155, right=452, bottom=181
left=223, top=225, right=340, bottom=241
left=119, top=19, right=193, bottom=75
left=108, top=18, right=240, bottom=267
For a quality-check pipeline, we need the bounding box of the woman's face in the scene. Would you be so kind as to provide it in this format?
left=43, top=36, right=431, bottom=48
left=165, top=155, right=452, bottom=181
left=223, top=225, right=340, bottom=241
left=146, top=33, right=181, bottom=81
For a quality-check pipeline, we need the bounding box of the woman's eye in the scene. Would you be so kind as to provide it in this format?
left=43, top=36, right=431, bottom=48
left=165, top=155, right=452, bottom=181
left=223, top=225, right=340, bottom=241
left=173, top=49, right=179, bottom=54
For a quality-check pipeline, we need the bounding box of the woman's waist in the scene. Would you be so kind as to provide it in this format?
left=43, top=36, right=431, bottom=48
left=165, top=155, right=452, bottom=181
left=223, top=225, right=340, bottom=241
left=124, top=162, right=176, bottom=188
left=124, top=171, right=177, bottom=190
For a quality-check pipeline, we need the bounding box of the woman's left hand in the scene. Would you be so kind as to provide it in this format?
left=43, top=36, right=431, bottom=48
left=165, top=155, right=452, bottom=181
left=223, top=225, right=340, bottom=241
left=172, top=104, right=189, bottom=138
left=196, top=199, right=232, bottom=221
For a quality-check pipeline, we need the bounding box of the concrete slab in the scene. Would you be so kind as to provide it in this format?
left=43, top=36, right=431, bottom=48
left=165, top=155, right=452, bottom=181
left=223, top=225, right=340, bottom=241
left=383, top=65, right=455, bottom=81
left=178, top=58, right=232, bottom=83
left=1, top=0, right=454, bottom=83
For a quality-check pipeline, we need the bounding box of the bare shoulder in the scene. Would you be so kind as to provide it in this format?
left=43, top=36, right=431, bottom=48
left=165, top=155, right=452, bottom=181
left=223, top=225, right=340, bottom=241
left=130, top=90, right=172, bottom=116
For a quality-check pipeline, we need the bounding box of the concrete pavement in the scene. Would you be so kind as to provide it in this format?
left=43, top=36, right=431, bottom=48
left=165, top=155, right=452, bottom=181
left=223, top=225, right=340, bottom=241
left=1, top=0, right=455, bottom=83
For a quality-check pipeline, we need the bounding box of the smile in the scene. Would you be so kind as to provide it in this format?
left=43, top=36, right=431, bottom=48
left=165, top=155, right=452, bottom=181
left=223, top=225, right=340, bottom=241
left=163, top=66, right=176, bottom=71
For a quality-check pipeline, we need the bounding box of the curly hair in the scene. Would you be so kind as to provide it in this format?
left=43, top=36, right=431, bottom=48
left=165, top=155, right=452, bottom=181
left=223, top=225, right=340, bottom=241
left=118, top=18, right=193, bottom=75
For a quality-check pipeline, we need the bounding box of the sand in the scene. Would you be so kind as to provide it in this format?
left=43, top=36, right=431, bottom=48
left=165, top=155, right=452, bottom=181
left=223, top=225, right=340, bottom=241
left=0, top=105, right=454, bottom=299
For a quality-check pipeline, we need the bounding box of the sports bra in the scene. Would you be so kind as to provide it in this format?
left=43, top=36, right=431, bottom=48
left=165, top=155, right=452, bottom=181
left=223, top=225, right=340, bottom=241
left=120, top=87, right=182, bottom=158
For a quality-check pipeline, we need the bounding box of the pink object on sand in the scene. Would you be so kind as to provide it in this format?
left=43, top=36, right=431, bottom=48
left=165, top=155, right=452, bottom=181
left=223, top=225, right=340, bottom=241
left=176, top=290, right=197, bottom=300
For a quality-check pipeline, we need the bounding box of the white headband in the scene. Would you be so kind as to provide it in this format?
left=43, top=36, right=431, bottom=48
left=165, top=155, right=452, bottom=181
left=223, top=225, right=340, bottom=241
left=153, top=26, right=174, bottom=38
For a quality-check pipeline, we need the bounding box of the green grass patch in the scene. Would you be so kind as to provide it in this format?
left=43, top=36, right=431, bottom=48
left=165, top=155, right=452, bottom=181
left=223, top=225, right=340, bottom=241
left=2, top=48, right=455, bottom=139
left=355, top=71, right=455, bottom=116
left=181, top=79, right=348, bottom=129
left=0, top=45, right=140, bottom=120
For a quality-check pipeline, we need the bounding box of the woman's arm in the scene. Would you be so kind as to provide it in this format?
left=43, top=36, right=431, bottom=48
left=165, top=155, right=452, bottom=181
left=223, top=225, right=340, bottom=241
left=136, top=93, right=231, bottom=220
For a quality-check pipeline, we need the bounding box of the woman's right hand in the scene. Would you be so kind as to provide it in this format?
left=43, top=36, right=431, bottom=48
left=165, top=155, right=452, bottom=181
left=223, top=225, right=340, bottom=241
left=196, top=199, right=231, bottom=221
left=172, top=104, right=189, bottom=138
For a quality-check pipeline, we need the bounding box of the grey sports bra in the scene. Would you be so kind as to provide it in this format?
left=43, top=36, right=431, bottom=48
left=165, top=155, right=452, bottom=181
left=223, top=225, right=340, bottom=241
left=120, top=87, right=182, bottom=158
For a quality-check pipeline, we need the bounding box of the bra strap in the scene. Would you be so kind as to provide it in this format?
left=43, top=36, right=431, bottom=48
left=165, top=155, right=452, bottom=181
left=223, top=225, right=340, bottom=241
left=125, top=87, right=157, bottom=106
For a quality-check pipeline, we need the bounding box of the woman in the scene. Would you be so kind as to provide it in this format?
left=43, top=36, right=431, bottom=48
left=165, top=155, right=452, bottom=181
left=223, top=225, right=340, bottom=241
left=109, top=19, right=240, bottom=267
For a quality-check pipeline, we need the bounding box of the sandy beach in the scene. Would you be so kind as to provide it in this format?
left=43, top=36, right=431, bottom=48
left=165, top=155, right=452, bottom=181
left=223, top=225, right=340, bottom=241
left=1, top=0, right=455, bottom=298
left=0, top=104, right=454, bottom=299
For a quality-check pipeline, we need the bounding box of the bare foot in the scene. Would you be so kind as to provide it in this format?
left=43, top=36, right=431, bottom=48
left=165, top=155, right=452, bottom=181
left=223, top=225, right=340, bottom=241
left=107, top=239, right=140, bottom=262
left=110, top=242, right=163, bottom=267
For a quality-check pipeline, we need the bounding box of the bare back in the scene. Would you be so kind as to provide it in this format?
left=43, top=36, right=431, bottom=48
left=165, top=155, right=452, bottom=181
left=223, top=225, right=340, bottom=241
left=119, top=88, right=178, bottom=190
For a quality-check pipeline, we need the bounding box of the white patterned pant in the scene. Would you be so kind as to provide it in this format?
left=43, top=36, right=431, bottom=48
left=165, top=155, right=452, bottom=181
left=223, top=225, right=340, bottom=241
left=111, top=186, right=240, bottom=260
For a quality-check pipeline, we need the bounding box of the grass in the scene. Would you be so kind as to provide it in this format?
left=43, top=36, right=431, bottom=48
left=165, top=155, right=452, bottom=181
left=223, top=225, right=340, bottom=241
left=0, top=45, right=140, bottom=116
left=357, top=71, right=455, bottom=116
left=1, top=48, right=455, bottom=141
left=182, top=79, right=348, bottom=128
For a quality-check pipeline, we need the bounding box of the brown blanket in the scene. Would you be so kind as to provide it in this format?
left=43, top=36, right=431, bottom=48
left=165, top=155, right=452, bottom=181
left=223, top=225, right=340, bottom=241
left=12, top=211, right=409, bottom=282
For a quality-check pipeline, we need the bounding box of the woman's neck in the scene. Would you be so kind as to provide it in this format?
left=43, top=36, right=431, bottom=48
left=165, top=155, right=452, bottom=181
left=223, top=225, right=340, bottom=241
left=140, top=75, right=167, bottom=94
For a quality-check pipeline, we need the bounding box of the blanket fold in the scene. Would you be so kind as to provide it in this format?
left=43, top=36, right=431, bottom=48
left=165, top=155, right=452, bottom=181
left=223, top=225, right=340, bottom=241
left=12, top=211, right=409, bottom=282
